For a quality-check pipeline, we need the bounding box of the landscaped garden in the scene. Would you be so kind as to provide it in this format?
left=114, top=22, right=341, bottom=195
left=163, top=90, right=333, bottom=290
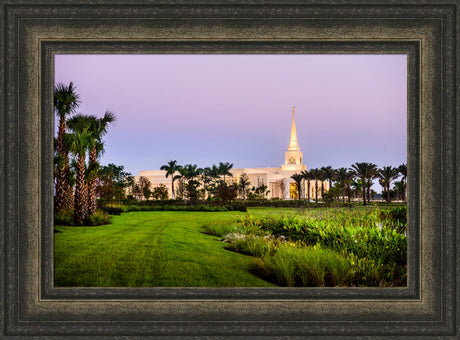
left=55, top=206, right=407, bottom=287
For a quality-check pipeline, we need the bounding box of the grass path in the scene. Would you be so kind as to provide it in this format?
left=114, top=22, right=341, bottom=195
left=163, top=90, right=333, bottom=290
left=54, top=210, right=277, bottom=287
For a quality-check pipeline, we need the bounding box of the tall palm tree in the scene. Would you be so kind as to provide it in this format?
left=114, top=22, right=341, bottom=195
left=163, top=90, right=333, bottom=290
left=290, top=173, right=304, bottom=200
left=301, top=170, right=313, bottom=202
left=86, top=111, right=116, bottom=215
left=334, top=167, right=353, bottom=203
left=218, top=162, right=233, bottom=182
left=398, top=163, right=407, bottom=201
left=350, top=162, right=377, bottom=205
left=378, top=166, right=400, bottom=203
left=321, top=166, right=335, bottom=192
left=54, top=81, right=80, bottom=213
left=160, top=160, right=183, bottom=199
left=66, top=116, right=92, bottom=225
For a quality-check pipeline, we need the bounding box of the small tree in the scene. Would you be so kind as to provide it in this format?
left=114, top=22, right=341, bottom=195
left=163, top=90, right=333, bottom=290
left=215, top=181, right=238, bottom=203
left=151, top=184, right=169, bottom=200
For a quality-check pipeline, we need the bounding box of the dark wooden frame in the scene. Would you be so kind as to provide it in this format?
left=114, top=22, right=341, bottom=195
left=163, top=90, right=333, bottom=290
left=1, top=1, right=458, bottom=338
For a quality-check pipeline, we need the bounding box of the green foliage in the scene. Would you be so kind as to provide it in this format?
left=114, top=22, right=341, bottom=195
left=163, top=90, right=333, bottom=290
left=102, top=206, right=124, bottom=215
left=201, top=221, right=239, bottom=237
left=54, top=210, right=75, bottom=226
left=55, top=209, right=112, bottom=226
left=151, top=184, right=169, bottom=200
left=232, top=207, right=407, bottom=287
left=255, top=244, right=354, bottom=287
left=83, top=209, right=112, bottom=226
left=379, top=206, right=407, bottom=234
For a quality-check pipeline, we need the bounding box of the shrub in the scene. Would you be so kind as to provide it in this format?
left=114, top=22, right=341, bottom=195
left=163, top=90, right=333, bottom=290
left=83, top=210, right=112, bottom=226
left=54, top=210, right=74, bottom=226
left=103, top=206, right=124, bottom=215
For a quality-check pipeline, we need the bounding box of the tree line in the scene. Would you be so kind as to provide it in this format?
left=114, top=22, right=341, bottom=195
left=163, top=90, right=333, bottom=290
left=290, top=162, right=407, bottom=205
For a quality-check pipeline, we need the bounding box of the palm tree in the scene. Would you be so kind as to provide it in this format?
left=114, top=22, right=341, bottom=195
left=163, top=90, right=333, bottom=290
left=378, top=166, right=400, bottom=203
left=301, top=170, right=313, bottom=202
left=86, top=111, right=116, bottom=215
left=350, top=162, right=377, bottom=205
left=66, top=116, right=92, bottom=225
left=179, top=164, right=203, bottom=201
left=334, top=167, right=353, bottom=203
left=218, top=162, right=233, bottom=182
left=290, top=173, right=304, bottom=200
left=366, top=165, right=378, bottom=203
left=238, top=173, right=250, bottom=200
left=54, top=81, right=80, bottom=213
left=160, top=160, right=183, bottom=199
left=308, top=168, right=322, bottom=203
left=393, top=180, right=406, bottom=201
left=321, top=166, right=335, bottom=192
left=398, top=163, right=407, bottom=201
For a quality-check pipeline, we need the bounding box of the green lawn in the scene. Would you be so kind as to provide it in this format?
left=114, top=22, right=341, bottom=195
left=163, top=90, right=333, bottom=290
left=55, top=209, right=282, bottom=287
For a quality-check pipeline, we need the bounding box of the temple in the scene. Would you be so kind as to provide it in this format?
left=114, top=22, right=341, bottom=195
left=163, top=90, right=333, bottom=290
left=137, top=107, right=328, bottom=200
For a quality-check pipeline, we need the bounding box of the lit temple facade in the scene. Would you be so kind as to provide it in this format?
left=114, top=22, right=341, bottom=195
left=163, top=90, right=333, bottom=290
left=137, top=108, right=328, bottom=200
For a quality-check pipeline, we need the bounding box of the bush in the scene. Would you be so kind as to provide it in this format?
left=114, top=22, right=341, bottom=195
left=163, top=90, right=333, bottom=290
left=83, top=210, right=112, bottom=226
left=103, top=206, right=124, bottom=215
left=54, top=210, right=74, bottom=226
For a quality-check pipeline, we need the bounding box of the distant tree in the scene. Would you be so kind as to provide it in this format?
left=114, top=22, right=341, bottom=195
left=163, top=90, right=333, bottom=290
left=301, top=170, right=313, bottom=202
left=215, top=181, right=238, bottom=203
left=291, top=173, right=304, bottom=200
left=238, top=173, right=251, bottom=200
left=97, top=163, right=133, bottom=202
left=377, top=166, right=400, bottom=203
left=308, top=168, right=322, bottom=203
left=218, top=162, right=234, bottom=182
left=350, top=162, right=377, bottom=205
left=151, top=184, right=169, bottom=200
left=321, top=166, right=335, bottom=192
left=334, top=167, right=353, bottom=204
left=398, top=163, right=407, bottom=201
left=138, top=176, right=152, bottom=200
left=160, top=160, right=182, bottom=199
left=393, top=180, right=406, bottom=201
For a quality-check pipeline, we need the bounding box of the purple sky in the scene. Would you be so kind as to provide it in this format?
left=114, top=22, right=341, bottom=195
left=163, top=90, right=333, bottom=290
left=55, top=54, right=407, bottom=181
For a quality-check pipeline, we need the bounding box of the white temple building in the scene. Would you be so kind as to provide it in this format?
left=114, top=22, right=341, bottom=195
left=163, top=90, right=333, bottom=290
left=137, top=108, right=328, bottom=200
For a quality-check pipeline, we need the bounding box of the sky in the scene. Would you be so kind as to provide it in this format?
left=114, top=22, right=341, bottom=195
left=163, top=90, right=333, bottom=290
left=55, top=54, right=407, bottom=184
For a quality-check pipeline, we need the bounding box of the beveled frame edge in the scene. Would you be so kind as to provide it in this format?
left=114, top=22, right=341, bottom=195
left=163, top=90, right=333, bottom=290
left=1, top=1, right=458, bottom=338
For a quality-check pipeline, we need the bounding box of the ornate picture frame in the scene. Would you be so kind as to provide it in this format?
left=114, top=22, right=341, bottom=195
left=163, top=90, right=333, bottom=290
left=1, top=1, right=458, bottom=337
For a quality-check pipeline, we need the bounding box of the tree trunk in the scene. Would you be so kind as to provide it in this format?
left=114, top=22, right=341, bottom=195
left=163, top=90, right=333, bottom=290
left=55, top=117, right=73, bottom=213
left=171, top=179, right=175, bottom=199
left=87, top=147, right=98, bottom=216
left=362, top=178, right=367, bottom=205
left=74, top=154, right=86, bottom=225
left=307, top=181, right=310, bottom=202
left=387, top=183, right=390, bottom=203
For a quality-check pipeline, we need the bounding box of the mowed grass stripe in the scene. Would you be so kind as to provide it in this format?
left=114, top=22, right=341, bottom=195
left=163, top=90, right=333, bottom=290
left=54, top=211, right=276, bottom=287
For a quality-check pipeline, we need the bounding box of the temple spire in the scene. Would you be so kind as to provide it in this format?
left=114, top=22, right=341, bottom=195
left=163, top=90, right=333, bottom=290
left=287, top=106, right=300, bottom=151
